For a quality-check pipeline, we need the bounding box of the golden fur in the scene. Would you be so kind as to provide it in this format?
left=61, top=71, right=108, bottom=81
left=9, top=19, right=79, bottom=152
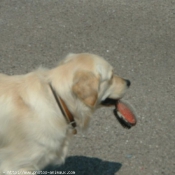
left=0, top=53, right=129, bottom=174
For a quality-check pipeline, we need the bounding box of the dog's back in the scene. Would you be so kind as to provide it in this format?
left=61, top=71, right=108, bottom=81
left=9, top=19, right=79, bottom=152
left=0, top=71, right=68, bottom=172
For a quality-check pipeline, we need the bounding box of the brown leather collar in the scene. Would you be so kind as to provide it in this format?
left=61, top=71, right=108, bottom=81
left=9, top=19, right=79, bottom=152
left=49, top=83, right=77, bottom=134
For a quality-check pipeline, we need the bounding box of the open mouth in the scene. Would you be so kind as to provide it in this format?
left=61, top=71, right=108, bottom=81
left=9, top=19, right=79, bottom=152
left=101, top=98, right=118, bottom=106
left=101, top=98, right=137, bottom=129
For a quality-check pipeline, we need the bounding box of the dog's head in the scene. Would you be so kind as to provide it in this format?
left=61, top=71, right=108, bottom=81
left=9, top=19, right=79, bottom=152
left=62, top=53, right=130, bottom=108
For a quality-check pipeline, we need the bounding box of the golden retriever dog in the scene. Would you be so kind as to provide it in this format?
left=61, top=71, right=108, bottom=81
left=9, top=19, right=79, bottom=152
left=0, top=53, right=131, bottom=174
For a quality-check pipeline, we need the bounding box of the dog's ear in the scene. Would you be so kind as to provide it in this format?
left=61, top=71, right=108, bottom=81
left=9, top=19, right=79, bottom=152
left=72, top=71, right=99, bottom=107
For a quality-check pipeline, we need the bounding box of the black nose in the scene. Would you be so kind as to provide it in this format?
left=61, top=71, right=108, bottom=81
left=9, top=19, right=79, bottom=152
left=125, top=79, right=131, bottom=87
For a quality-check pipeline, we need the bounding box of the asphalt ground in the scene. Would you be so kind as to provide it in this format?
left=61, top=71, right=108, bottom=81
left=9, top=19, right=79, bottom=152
left=0, top=1, right=175, bottom=175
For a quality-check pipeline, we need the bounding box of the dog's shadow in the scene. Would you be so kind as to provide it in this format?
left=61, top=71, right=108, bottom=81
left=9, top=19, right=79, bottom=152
left=43, top=156, right=122, bottom=175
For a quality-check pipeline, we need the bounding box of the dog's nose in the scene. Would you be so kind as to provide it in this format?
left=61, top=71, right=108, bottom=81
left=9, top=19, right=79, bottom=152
left=125, top=79, right=131, bottom=87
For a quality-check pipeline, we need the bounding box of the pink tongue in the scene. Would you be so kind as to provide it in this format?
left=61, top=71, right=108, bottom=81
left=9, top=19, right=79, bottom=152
left=116, top=101, right=137, bottom=125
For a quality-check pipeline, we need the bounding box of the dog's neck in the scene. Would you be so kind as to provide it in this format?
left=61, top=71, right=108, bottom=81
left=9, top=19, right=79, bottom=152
left=49, top=83, right=77, bottom=135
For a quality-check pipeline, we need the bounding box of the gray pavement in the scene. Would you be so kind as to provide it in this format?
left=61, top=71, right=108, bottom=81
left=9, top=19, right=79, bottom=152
left=0, top=1, right=175, bottom=174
